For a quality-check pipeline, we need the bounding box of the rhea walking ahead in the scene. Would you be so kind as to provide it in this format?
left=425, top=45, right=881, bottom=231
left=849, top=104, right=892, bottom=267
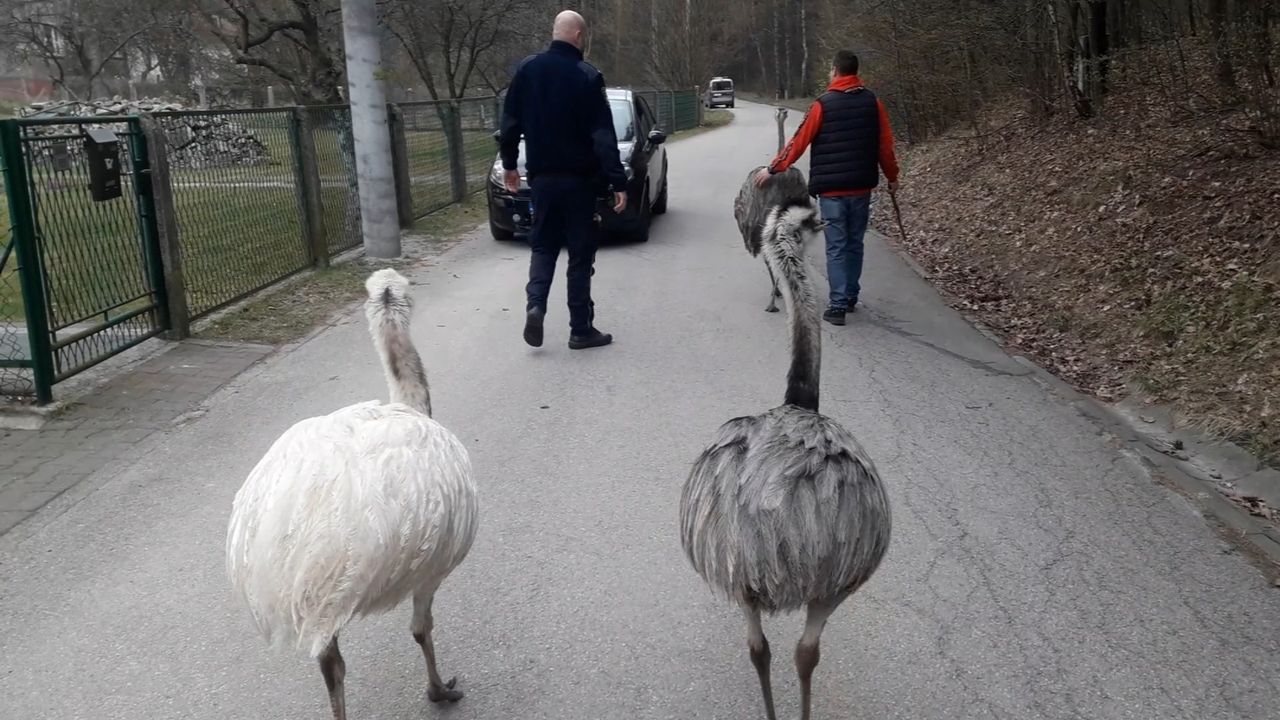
left=735, top=106, right=812, bottom=313
left=226, top=269, right=479, bottom=720
left=680, top=201, right=892, bottom=720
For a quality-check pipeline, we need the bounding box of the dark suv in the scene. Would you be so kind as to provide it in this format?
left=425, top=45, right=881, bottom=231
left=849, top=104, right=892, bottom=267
left=487, top=87, right=669, bottom=243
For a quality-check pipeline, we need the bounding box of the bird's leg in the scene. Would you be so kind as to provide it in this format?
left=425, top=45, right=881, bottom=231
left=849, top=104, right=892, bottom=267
left=318, top=637, right=347, bottom=720
left=796, top=600, right=840, bottom=720
left=744, top=605, right=778, bottom=720
left=765, top=264, right=781, bottom=313
left=412, top=591, right=463, bottom=703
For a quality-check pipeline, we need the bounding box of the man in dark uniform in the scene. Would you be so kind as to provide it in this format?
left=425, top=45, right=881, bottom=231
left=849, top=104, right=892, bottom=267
left=757, top=50, right=901, bottom=326
left=499, top=10, right=627, bottom=350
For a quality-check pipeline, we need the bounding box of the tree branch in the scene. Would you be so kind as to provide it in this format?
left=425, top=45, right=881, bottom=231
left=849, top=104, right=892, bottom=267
left=89, top=23, right=158, bottom=81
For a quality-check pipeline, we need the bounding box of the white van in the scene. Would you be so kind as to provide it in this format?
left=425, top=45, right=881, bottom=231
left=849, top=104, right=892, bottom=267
left=705, top=77, right=735, bottom=109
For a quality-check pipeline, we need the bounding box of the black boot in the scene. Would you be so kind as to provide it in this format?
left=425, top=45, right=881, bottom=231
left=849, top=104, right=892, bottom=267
left=524, top=307, right=546, bottom=347
left=823, top=308, right=846, bottom=326
left=568, top=328, right=613, bottom=349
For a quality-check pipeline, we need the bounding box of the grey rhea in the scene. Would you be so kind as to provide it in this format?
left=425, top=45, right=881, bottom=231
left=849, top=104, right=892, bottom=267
left=735, top=106, right=814, bottom=312
left=679, top=203, right=892, bottom=720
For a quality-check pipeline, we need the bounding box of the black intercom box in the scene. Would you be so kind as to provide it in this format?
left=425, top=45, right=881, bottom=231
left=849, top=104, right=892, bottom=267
left=83, top=127, right=122, bottom=202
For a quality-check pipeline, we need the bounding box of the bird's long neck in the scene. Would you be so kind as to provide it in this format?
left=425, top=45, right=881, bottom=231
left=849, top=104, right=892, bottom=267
left=766, top=231, right=820, bottom=412
left=371, top=311, right=433, bottom=417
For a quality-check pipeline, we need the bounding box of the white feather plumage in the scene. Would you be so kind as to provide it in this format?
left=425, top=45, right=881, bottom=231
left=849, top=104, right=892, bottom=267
left=226, top=402, right=476, bottom=656
left=226, top=268, right=478, bottom=717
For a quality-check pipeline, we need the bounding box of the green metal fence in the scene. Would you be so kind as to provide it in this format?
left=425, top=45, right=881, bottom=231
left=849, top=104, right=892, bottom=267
left=0, top=163, right=36, bottom=398
left=397, top=101, right=455, bottom=219
left=672, top=91, right=700, bottom=130
left=0, top=116, right=166, bottom=402
left=633, top=89, right=701, bottom=133
left=307, top=106, right=362, bottom=255
left=153, top=108, right=310, bottom=319
left=458, top=97, right=502, bottom=196
left=395, top=97, right=499, bottom=219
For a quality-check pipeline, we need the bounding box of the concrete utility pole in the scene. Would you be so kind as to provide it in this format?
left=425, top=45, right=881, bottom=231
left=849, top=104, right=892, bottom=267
left=341, top=0, right=401, bottom=258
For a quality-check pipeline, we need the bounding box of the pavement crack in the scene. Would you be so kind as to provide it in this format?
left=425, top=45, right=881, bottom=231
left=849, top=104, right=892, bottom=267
left=844, top=309, right=1031, bottom=378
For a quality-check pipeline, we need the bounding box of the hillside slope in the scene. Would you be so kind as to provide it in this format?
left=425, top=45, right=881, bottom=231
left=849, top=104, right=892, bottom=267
left=874, top=61, right=1279, bottom=461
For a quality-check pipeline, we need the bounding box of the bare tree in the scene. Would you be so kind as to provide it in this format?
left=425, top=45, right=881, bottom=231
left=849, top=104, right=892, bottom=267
left=646, top=0, right=745, bottom=89
left=200, top=0, right=346, bottom=103
left=382, top=0, right=536, bottom=101
left=2, top=0, right=174, bottom=99
left=799, top=0, right=810, bottom=96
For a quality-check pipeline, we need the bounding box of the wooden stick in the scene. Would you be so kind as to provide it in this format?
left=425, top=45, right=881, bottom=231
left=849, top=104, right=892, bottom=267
left=889, top=189, right=908, bottom=244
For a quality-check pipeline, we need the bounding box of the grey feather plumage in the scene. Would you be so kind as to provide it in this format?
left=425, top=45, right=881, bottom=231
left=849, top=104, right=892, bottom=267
left=680, top=407, right=890, bottom=613
left=734, top=106, right=817, bottom=313
left=680, top=201, right=891, bottom=720
left=734, top=166, right=811, bottom=259
left=734, top=166, right=812, bottom=314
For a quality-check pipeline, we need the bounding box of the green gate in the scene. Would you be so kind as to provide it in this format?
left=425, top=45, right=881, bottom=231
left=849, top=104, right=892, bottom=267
left=0, top=116, right=168, bottom=403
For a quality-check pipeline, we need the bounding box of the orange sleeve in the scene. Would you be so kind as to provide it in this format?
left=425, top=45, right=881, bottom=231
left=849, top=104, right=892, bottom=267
left=768, top=100, right=822, bottom=174
left=877, top=100, right=899, bottom=183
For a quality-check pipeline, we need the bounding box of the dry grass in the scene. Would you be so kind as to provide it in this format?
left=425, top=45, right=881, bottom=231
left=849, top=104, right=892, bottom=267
left=197, top=195, right=485, bottom=345
left=661, top=109, right=734, bottom=143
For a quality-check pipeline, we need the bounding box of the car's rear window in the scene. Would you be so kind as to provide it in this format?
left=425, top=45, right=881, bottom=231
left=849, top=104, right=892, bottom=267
left=711, top=80, right=733, bottom=91
left=610, top=99, right=634, bottom=141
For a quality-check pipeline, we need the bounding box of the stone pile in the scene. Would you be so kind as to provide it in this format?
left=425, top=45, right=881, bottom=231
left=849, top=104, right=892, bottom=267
left=161, top=117, right=271, bottom=170
left=22, top=97, right=187, bottom=116
left=21, top=97, right=272, bottom=170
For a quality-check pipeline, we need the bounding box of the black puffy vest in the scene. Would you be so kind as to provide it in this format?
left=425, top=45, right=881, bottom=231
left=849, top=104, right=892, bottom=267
left=808, top=88, right=881, bottom=195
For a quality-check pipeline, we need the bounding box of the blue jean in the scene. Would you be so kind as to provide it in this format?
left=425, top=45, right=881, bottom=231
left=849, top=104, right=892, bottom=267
left=819, top=194, right=871, bottom=310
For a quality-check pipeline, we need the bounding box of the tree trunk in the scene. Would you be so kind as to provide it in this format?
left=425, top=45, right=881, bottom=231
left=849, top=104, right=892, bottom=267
left=1107, top=0, right=1126, bottom=50
left=1208, top=0, right=1237, bottom=89
left=890, top=0, right=917, bottom=138
left=772, top=1, right=781, bottom=98
left=1240, top=0, right=1276, bottom=89
left=964, top=43, right=979, bottom=138
left=1091, top=0, right=1110, bottom=94
left=754, top=35, right=769, bottom=95
left=650, top=0, right=660, bottom=71
left=1024, top=0, right=1051, bottom=118
left=800, top=0, right=810, bottom=97
left=1046, top=0, right=1080, bottom=115
left=341, top=0, right=400, bottom=258
left=782, top=2, right=792, bottom=98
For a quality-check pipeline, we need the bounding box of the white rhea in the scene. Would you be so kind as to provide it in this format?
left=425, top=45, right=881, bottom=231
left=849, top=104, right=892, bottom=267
left=226, top=268, right=478, bottom=720
left=734, top=106, right=814, bottom=312
left=680, top=204, right=892, bottom=720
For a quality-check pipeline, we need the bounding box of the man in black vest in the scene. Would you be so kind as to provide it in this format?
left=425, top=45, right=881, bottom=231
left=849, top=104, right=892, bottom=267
left=499, top=10, right=628, bottom=349
left=758, top=50, right=901, bottom=325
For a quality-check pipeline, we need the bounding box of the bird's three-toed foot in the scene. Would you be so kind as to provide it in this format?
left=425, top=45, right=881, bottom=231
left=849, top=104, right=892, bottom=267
left=427, top=676, right=463, bottom=703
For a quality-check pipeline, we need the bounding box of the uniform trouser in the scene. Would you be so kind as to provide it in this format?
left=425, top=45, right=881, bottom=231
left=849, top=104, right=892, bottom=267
left=526, top=174, right=599, bottom=333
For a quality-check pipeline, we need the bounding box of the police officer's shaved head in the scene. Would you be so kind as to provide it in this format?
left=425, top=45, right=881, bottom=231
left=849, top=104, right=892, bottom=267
left=552, top=10, right=587, bottom=48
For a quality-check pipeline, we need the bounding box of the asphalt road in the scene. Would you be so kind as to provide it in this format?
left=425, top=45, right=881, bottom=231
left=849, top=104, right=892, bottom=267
left=2, top=102, right=1279, bottom=720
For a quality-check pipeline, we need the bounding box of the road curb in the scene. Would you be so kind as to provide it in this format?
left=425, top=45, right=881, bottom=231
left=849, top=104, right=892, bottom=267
left=874, top=228, right=1280, bottom=579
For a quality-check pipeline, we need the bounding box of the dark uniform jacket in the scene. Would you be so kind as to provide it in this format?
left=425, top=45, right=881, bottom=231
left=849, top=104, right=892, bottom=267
left=499, top=40, right=627, bottom=192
